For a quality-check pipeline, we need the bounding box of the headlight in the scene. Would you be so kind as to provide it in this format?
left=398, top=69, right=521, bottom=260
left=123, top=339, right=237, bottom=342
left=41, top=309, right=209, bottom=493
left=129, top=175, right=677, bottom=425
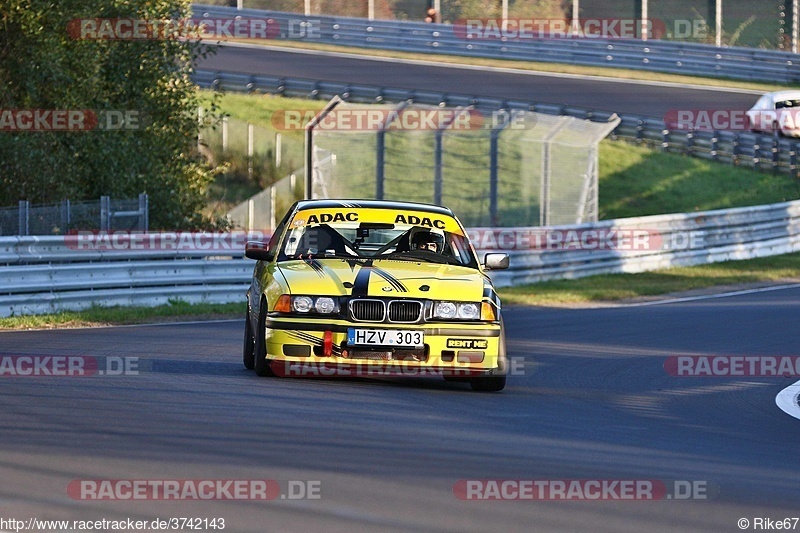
left=292, top=296, right=314, bottom=313
left=284, top=295, right=340, bottom=314
left=433, top=301, right=481, bottom=320
left=434, top=301, right=457, bottom=319
left=457, top=303, right=479, bottom=319
left=315, top=297, right=338, bottom=314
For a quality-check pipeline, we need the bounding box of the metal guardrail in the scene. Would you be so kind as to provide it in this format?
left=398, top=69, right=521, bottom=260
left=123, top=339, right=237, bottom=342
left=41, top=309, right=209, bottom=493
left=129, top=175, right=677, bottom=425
left=192, top=5, right=800, bottom=84
left=0, top=236, right=250, bottom=317
left=475, top=200, right=800, bottom=287
left=2, top=199, right=800, bottom=316
left=193, top=69, right=800, bottom=177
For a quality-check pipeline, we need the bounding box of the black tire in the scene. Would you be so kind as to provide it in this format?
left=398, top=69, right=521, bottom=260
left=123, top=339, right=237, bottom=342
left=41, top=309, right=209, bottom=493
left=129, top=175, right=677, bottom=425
left=253, top=300, right=275, bottom=377
left=443, top=375, right=470, bottom=383
left=470, top=326, right=507, bottom=392
left=243, top=307, right=255, bottom=370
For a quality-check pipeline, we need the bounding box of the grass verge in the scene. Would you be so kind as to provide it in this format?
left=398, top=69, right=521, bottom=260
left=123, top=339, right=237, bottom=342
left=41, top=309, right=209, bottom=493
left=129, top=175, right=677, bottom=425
left=0, top=301, right=244, bottom=330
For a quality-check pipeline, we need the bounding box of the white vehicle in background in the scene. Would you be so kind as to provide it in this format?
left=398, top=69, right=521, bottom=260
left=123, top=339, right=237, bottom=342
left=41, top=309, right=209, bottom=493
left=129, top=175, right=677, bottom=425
left=746, top=90, right=800, bottom=137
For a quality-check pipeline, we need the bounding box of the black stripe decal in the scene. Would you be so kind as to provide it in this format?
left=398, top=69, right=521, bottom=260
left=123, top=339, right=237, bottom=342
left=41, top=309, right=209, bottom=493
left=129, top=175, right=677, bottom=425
left=305, top=258, right=326, bottom=278
left=373, top=267, right=407, bottom=293
left=351, top=260, right=374, bottom=297
left=285, top=331, right=342, bottom=355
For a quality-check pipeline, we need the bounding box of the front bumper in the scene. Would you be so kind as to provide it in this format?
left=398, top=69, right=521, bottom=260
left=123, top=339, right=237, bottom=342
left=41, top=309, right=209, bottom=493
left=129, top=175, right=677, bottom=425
left=264, top=317, right=503, bottom=377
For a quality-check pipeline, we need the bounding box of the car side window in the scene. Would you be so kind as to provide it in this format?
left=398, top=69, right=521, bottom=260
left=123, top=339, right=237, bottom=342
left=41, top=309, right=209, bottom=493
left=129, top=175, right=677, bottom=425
left=267, top=203, right=296, bottom=253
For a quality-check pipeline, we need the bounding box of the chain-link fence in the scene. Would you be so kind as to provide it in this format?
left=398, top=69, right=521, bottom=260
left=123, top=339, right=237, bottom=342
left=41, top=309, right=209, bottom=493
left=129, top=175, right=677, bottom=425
left=305, top=100, right=618, bottom=227
left=0, top=195, right=148, bottom=236
left=200, top=112, right=307, bottom=217
left=226, top=170, right=305, bottom=229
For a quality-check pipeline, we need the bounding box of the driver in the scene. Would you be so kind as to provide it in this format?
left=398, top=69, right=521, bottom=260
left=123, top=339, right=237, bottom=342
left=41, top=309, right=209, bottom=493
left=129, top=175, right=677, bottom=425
left=410, top=230, right=444, bottom=253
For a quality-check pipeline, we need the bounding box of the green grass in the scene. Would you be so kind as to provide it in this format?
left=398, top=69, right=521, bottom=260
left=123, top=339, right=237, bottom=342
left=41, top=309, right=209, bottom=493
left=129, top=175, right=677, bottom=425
left=499, top=252, right=800, bottom=306
left=0, top=301, right=244, bottom=330
left=598, top=141, right=800, bottom=219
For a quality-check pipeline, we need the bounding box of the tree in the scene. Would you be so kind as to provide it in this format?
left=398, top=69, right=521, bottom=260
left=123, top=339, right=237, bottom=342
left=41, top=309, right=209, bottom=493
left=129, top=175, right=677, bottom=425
left=0, top=0, right=223, bottom=229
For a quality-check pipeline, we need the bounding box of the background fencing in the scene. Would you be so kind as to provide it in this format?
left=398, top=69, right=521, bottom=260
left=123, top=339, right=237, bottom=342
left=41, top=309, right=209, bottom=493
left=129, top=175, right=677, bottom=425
left=306, top=100, right=619, bottom=226
left=194, top=70, right=800, bottom=179
left=192, top=5, right=800, bottom=82
left=0, top=195, right=149, bottom=236
left=3, top=199, right=799, bottom=317
left=195, top=1, right=797, bottom=51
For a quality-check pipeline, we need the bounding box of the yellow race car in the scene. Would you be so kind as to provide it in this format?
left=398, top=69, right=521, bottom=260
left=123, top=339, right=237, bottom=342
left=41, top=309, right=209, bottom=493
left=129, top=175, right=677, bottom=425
left=243, top=200, right=510, bottom=392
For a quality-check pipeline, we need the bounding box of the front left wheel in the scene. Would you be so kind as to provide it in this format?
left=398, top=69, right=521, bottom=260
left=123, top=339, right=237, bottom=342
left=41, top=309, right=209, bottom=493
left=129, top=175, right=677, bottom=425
left=243, top=307, right=255, bottom=370
left=253, top=300, right=275, bottom=377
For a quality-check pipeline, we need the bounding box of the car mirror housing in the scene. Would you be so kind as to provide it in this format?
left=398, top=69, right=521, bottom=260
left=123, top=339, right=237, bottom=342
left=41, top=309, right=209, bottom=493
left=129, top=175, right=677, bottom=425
left=483, top=253, right=509, bottom=270
left=245, top=241, right=274, bottom=262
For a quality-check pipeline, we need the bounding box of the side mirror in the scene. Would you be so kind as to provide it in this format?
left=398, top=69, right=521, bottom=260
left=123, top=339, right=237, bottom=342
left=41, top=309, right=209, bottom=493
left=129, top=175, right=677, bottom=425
left=483, top=252, right=509, bottom=270
left=245, top=241, right=274, bottom=262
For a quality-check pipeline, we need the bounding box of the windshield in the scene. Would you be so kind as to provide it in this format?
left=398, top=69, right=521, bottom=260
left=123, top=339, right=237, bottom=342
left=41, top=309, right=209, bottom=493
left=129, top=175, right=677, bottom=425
left=277, top=222, right=478, bottom=268
left=776, top=99, right=800, bottom=109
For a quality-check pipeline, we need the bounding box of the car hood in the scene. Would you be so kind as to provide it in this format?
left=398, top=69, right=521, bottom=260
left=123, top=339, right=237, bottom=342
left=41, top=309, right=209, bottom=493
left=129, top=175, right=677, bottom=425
left=277, top=259, right=484, bottom=301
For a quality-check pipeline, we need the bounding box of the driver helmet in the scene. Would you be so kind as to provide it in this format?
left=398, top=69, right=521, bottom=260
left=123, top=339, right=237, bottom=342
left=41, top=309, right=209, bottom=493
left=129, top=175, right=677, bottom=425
left=411, top=230, right=444, bottom=253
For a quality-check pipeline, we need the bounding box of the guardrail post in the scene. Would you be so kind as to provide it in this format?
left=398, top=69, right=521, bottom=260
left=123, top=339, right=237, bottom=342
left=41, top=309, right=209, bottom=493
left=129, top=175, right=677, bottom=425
left=139, top=193, right=149, bottom=231
left=661, top=128, right=670, bottom=152
left=686, top=131, right=694, bottom=156
left=711, top=133, right=719, bottom=161
left=18, top=200, right=29, bottom=236
left=100, top=196, right=110, bottom=231
left=772, top=138, right=780, bottom=173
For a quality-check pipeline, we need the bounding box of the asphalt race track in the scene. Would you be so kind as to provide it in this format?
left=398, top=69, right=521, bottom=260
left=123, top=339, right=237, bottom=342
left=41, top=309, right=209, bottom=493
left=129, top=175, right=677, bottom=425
left=199, top=44, right=763, bottom=118
left=2, top=288, right=800, bottom=532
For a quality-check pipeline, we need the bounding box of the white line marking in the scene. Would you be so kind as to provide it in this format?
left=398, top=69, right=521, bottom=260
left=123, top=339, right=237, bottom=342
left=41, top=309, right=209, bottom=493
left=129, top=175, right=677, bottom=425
left=218, top=41, right=764, bottom=95
left=612, top=283, right=800, bottom=308
left=776, top=379, right=800, bottom=420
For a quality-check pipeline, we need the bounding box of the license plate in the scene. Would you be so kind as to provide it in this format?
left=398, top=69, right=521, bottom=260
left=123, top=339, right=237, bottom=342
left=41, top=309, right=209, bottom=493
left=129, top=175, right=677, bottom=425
left=347, top=328, right=424, bottom=347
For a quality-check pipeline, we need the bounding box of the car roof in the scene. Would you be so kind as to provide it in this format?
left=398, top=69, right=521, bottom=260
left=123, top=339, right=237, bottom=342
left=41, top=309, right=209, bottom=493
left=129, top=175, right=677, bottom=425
left=765, top=90, right=800, bottom=101
left=294, top=199, right=455, bottom=217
